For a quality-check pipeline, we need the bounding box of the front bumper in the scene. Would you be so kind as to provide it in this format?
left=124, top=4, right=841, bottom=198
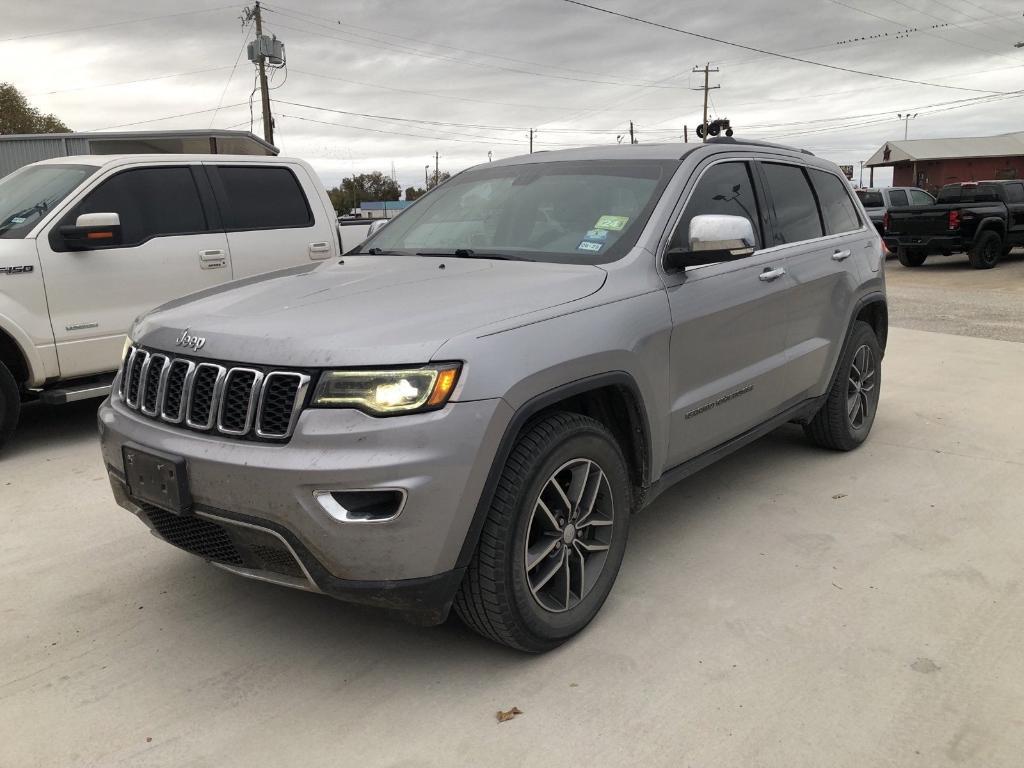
left=98, top=393, right=513, bottom=620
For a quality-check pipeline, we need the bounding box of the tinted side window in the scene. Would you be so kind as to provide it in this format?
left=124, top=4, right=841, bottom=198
left=215, top=166, right=313, bottom=230
left=910, top=190, right=934, bottom=205
left=65, top=167, right=206, bottom=247
left=888, top=189, right=909, bottom=207
left=672, top=161, right=761, bottom=250
left=1004, top=183, right=1024, bottom=203
left=762, top=163, right=822, bottom=245
left=809, top=169, right=861, bottom=234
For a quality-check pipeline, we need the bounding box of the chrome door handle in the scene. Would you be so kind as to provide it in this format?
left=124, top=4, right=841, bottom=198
left=199, top=249, right=227, bottom=269
left=759, top=267, right=786, bottom=282
left=308, top=241, right=331, bottom=260
left=832, top=249, right=852, bottom=261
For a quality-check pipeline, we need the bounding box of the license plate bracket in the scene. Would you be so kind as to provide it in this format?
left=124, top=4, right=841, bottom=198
left=123, top=444, right=192, bottom=515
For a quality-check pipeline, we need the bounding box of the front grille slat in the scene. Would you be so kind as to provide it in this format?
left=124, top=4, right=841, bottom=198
left=118, top=346, right=307, bottom=442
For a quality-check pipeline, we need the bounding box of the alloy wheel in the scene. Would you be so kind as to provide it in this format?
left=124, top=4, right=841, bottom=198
left=847, top=344, right=877, bottom=430
left=524, top=458, right=614, bottom=613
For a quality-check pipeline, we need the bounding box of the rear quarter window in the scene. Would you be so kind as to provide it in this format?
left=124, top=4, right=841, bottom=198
left=213, top=166, right=313, bottom=230
left=809, top=170, right=861, bottom=235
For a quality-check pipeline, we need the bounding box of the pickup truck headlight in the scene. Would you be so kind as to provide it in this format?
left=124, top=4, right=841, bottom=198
left=121, top=336, right=134, bottom=363
left=311, top=364, right=461, bottom=415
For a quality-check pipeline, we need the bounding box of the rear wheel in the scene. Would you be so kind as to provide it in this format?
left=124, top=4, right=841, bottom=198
left=968, top=230, right=1001, bottom=269
left=454, top=412, right=631, bottom=652
left=804, top=321, right=881, bottom=451
left=897, top=248, right=927, bottom=267
left=0, top=361, right=21, bottom=452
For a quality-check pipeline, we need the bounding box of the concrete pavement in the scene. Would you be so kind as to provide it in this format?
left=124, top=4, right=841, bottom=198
left=1, top=327, right=1023, bottom=767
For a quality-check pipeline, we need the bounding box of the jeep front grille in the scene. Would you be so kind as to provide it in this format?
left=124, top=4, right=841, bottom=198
left=119, top=346, right=310, bottom=441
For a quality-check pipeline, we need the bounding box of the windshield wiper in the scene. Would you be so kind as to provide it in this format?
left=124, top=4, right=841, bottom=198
left=415, top=249, right=533, bottom=261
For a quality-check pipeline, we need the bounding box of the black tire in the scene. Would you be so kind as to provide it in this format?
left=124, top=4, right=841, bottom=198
left=897, top=248, right=927, bottom=267
left=968, top=230, right=1001, bottom=269
left=0, top=361, right=21, bottom=452
left=803, top=321, right=881, bottom=451
left=454, top=411, right=631, bottom=652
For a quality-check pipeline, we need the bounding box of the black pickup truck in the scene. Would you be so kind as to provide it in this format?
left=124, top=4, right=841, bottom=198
left=886, top=179, right=1024, bottom=269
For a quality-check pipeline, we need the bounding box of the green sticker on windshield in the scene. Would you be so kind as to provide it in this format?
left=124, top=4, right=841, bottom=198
left=594, top=215, right=629, bottom=231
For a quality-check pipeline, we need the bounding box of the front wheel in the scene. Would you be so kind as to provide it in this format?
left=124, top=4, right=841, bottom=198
left=968, top=230, right=1001, bottom=269
left=454, top=412, right=631, bottom=652
left=0, top=361, right=21, bottom=452
left=804, top=321, right=882, bottom=451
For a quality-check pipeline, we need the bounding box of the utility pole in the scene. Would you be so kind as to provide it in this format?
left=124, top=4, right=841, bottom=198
left=898, top=112, right=918, bottom=140
left=424, top=164, right=429, bottom=187
left=529, top=129, right=534, bottom=154
left=683, top=125, right=688, bottom=143
left=691, top=63, right=720, bottom=143
left=247, top=1, right=274, bottom=145
left=434, top=151, right=439, bottom=186
left=629, top=121, right=635, bottom=145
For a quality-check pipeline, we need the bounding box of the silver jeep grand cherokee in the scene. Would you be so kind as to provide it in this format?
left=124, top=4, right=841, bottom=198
left=99, top=138, right=887, bottom=652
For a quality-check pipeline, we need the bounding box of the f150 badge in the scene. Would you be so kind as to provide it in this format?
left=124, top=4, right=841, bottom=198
left=0, top=265, right=34, bottom=275
left=174, top=328, right=207, bottom=352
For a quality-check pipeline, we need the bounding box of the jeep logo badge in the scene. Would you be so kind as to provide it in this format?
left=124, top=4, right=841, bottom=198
left=174, top=328, right=206, bottom=352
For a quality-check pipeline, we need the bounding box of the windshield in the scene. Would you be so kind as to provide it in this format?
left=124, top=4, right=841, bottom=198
left=354, top=159, right=678, bottom=264
left=0, top=164, right=98, bottom=239
left=855, top=190, right=884, bottom=207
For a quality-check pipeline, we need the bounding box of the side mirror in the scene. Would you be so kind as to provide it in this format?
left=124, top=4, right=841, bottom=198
left=665, top=214, right=755, bottom=271
left=367, top=219, right=389, bottom=237
left=60, top=212, right=122, bottom=250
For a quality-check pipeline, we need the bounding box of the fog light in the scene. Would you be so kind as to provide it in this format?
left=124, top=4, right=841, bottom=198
left=314, top=489, right=406, bottom=522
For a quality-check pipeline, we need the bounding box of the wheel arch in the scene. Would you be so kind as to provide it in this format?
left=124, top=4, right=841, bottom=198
left=974, top=218, right=1007, bottom=242
left=0, top=325, right=31, bottom=387
left=454, top=371, right=653, bottom=569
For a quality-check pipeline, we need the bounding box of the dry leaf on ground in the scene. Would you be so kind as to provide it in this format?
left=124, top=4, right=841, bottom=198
left=496, top=707, right=523, bottom=723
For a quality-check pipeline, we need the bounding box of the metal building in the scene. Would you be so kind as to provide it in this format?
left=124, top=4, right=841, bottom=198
left=866, top=131, right=1024, bottom=192
left=0, top=129, right=278, bottom=178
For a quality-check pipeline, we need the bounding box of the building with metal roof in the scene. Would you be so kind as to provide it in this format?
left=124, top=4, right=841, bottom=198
left=0, top=129, right=277, bottom=178
left=866, top=131, right=1024, bottom=191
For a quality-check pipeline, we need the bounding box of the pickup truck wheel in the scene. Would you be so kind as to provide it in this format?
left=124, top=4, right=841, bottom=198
left=803, top=321, right=881, bottom=451
left=968, top=231, right=1001, bottom=269
left=897, top=249, right=927, bottom=267
left=0, top=361, right=21, bottom=452
left=453, top=411, right=631, bottom=652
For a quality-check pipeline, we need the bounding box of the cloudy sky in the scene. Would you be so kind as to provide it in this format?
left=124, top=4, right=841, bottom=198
left=6, top=0, right=1024, bottom=192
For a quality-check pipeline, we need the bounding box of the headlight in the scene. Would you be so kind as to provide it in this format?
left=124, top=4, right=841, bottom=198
left=311, top=364, right=461, bottom=415
left=121, top=336, right=134, bottom=362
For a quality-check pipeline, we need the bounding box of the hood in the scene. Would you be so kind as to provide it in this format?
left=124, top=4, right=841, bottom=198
left=134, top=255, right=606, bottom=366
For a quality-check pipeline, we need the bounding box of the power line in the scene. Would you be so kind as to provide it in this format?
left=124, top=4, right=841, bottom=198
left=262, top=2, right=671, bottom=86
left=262, top=16, right=683, bottom=90
left=211, top=20, right=254, bottom=128
left=0, top=5, right=236, bottom=43
left=557, top=0, right=1007, bottom=94
left=88, top=102, right=250, bottom=132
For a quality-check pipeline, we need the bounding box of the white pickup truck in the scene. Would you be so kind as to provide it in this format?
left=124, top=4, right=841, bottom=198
left=0, top=153, right=353, bottom=450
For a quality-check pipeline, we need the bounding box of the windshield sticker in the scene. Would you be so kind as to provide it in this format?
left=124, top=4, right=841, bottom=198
left=594, top=215, right=629, bottom=231
left=9, top=217, right=26, bottom=224
left=577, top=240, right=603, bottom=252
left=583, top=228, right=609, bottom=242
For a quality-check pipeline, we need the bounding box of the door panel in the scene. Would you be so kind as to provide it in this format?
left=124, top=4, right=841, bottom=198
left=782, top=168, right=866, bottom=398
left=207, top=164, right=336, bottom=279
left=665, top=255, right=795, bottom=466
left=38, top=165, right=232, bottom=378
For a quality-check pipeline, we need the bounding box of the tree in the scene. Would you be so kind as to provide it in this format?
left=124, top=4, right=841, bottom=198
left=0, top=83, right=71, bottom=135
left=428, top=171, right=452, bottom=189
left=326, top=171, right=400, bottom=214
left=404, top=186, right=426, bottom=201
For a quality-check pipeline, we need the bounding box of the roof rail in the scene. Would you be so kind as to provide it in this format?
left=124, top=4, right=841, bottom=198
left=705, top=136, right=815, bottom=156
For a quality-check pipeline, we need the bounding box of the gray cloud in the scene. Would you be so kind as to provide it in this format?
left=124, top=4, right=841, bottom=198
left=8, top=0, right=1024, bottom=190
